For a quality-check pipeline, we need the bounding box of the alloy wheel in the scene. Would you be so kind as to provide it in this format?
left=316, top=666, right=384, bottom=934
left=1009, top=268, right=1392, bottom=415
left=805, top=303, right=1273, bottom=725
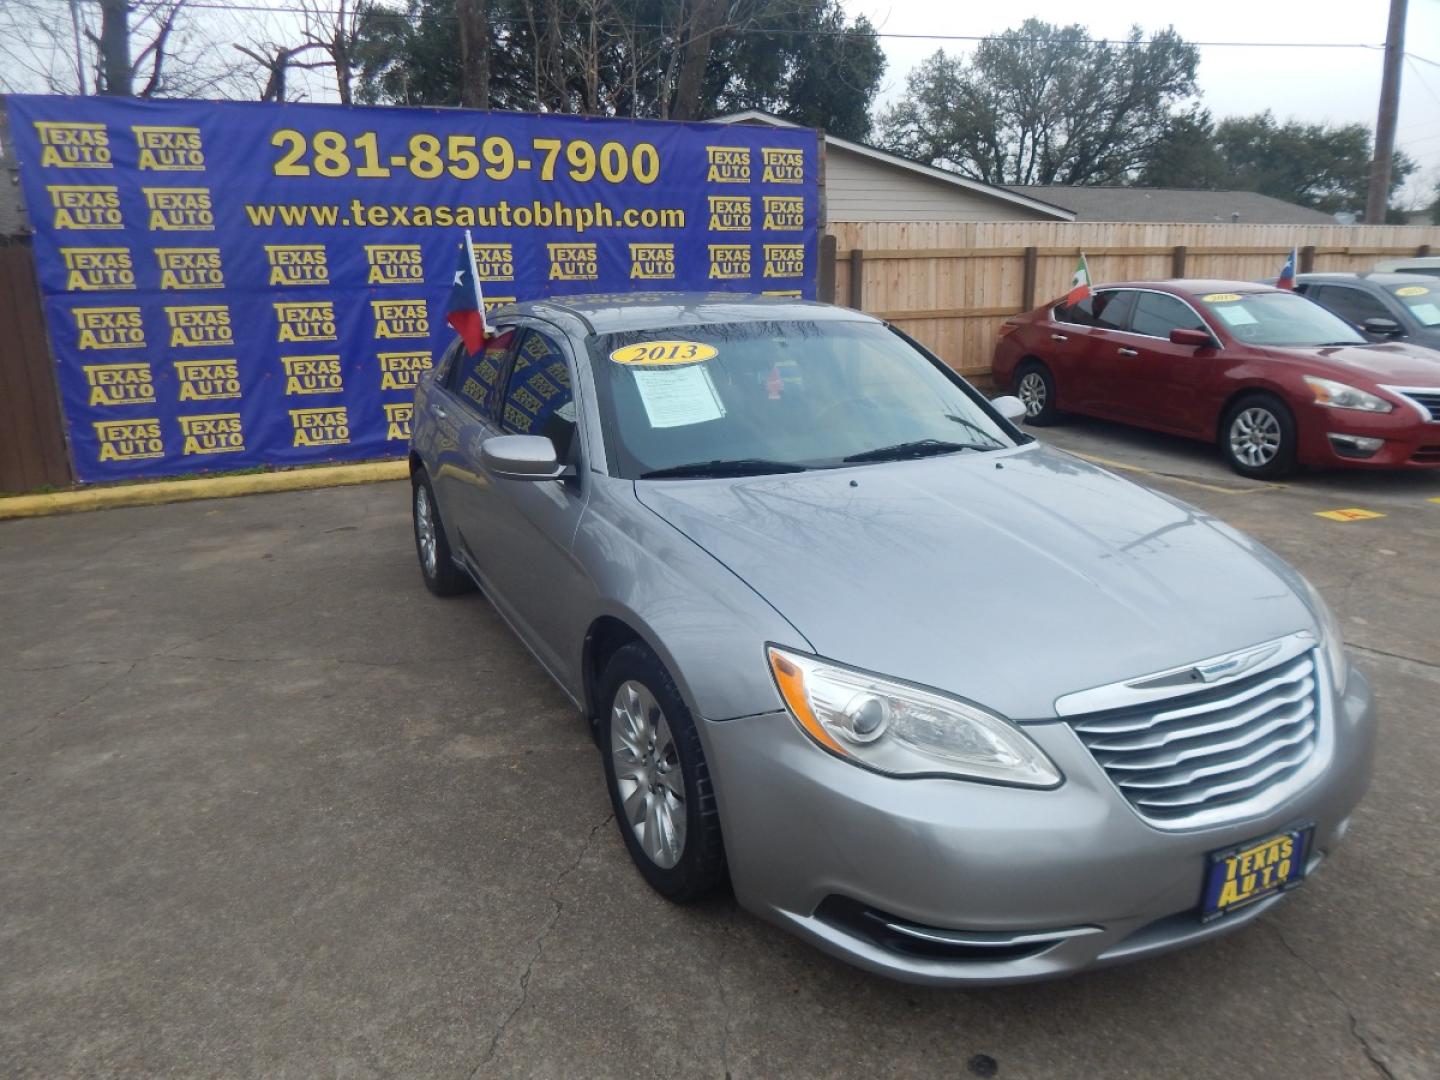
left=414, top=484, right=437, bottom=578
left=1018, top=371, right=1048, bottom=417
left=610, top=679, right=687, bottom=869
left=1229, top=407, right=1282, bottom=467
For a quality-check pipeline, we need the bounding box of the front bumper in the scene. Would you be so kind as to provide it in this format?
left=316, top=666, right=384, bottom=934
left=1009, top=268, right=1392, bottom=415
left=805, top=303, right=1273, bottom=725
left=1297, top=403, right=1440, bottom=469
left=701, top=667, right=1374, bottom=985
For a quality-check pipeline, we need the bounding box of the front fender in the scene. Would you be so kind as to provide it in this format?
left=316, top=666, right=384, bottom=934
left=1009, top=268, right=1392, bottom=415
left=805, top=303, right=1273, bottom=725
left=574, top=474, right=812, bottom=721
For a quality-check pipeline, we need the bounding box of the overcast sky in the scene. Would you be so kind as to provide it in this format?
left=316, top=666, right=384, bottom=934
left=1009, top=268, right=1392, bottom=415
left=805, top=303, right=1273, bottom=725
left=848, top=0, right=1440, bottom=206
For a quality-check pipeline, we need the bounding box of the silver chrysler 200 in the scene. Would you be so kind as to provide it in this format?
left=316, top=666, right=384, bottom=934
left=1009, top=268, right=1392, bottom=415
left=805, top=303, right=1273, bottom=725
left=407, top=293, right=1374, bottom=985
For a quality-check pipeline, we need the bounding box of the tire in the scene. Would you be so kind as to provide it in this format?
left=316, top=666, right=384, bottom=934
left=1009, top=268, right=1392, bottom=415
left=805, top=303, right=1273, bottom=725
left=599, top=642, right=726, bottom=903
left=411, top=468, right=474, bottom=596
left=1219, top=394, right=1297, bottom=480
left=1015, top=360, right=1061, bottom=426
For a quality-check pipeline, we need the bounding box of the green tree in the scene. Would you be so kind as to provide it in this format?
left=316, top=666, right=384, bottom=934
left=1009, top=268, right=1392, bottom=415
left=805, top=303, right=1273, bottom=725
left=1136, top=110, right=1227, bottom=189
left=876, top=20, right=1200, bottom=185
left=352, top=0, right=883, bottom=131
left=1172, top=111, right=1415, bottom=217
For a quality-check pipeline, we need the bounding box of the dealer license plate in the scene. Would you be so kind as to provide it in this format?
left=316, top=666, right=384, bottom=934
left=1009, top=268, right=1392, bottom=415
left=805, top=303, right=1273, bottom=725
left=1200, top=825, right=1313, bottom=922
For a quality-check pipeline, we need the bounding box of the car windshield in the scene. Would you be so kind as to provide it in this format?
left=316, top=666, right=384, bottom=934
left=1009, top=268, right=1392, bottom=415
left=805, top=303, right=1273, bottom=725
left=1389, top=281, right=1440, bottom=327
left=1195, top=290, right=1366, bottom=346
left=586, top=319, right=1016, bottom=479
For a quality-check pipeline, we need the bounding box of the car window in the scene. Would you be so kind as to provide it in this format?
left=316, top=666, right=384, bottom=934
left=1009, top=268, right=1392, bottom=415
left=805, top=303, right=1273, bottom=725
left=1194, top=291, right=1364, bottom=347
left=586, top=319, right=1016, bottom=479
left=1055, top=290, right=1132, bottom=330
left=1388, top=281, right=1440, bottom=327
left=448, top=328, right=517, bottom=418
left=434, top=336, right=466, bottom=386
left=1308, top=285, right=1392, bottom=328
left=1128, top=292, right=1208, bottom=338
left=499, top=330, right=578, bottom=461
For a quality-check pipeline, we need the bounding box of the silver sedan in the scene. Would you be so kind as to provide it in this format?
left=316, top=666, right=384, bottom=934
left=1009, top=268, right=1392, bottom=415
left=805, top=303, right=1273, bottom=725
left=407, top=293, right=1374, bottom=985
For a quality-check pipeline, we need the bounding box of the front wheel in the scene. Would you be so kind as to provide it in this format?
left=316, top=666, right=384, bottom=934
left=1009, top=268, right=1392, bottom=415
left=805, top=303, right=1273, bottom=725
left=599, top=642, right=726, bottom=902
left=1220, top=395, right=1297, bottom=479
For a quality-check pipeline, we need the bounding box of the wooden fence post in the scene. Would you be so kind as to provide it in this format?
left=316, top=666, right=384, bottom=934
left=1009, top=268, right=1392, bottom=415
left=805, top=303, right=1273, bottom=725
left=1171, top=245, right=1187, bottom=278
left=848, top=248, right=864, bottom=310
left=1020, top=246, right=1038, bottom=311
left=1419, top=244, right=1432, bottom=257
left=817, top=234, right=837, bottom=304
left=1299, top=245, right=1316, bottom=273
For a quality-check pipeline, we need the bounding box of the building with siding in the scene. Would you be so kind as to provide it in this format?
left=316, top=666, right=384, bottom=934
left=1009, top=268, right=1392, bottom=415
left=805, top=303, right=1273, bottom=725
left=715, top=111, right=1073, bottom=224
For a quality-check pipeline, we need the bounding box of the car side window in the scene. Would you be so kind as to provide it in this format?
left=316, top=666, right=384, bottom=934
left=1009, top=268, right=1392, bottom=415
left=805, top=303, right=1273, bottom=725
left=447, top=328, right=518, bottom=419
left=1128, top=292, right=1207, bottom=339
left=1055, top=290, right=1131, bottom=329
left=434, top=336, right=466, bottom=386
left=498, top=330, right=578, bottom=461
left=1309, top=286, right=1391, bottom=328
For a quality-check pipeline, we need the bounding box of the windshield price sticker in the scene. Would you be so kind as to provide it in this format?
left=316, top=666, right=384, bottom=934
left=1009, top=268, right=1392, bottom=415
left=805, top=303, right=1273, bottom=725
left=1395, top=285, right=1430, bottom=297
left=631, top=364, right=726, bottom=428
left=1201, top=293, right=1243, bottom=303
left=610, top=340, right=718, bottom=366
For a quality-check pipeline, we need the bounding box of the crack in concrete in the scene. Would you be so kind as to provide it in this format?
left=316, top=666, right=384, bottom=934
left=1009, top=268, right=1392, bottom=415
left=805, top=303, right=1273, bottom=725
left=1266, top=921, right=1395, bottom=1080
left=468, top=811, right=614, bottom=1079
left=3, top=660, right=139, bottom=747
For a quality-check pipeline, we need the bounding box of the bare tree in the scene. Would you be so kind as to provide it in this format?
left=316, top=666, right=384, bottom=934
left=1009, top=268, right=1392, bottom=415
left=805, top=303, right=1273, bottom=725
left=297, top=0, right=365, bottom=105
left=233, top=39, right=328, bottom=102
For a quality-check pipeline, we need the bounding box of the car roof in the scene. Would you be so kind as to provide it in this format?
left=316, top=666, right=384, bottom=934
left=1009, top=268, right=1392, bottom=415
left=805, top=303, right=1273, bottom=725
left=1094, top=279, right=1278, bottom=297
left=1295, top=271, right=1440, bottom=287
left=492, top=291, right=880, bottom=335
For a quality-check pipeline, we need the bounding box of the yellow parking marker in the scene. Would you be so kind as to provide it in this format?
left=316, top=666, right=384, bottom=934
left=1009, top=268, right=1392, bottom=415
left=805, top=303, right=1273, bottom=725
left=1429, top=497, right=1440, bottom=506
left=1315, top=508, right=1386, bottom=522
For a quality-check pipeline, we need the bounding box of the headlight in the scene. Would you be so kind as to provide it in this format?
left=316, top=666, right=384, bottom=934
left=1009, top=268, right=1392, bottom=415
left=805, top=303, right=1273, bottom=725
left=1299, top=577, right=1349, bottom=695
left=767, top=646, right=1061, bottom=787
left=1303, top=376, right=1392, bottom=413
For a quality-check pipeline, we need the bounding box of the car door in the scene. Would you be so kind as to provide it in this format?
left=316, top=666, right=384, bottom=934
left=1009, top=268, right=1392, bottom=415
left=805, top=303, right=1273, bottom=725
left=1045, top=290, right=1131, bottom=414
left=1102, top=290, right=1216, bottom=433
left=432, top=326, right=520, bottom=579
left=463, top=325, right=594, bottom=686
left=1075, top=290, right=1140, bottom=415
left=1303, top=284, right=1402, bottom=341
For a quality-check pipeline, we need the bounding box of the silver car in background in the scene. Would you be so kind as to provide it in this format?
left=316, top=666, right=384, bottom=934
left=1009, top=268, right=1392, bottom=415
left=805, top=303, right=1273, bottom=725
left=408, top=294, right=1374, bottom=985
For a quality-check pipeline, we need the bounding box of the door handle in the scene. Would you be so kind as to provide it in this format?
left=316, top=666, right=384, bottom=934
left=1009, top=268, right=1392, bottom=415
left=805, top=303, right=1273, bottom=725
left=1117, top=347, right=1139, bottom=357
left=1050, top=333, right=1068, bottom=342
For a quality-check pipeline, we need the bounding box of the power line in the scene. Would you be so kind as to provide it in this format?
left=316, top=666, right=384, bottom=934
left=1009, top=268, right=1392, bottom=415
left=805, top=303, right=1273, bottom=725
left=25, top=0, right=1402, bottom=47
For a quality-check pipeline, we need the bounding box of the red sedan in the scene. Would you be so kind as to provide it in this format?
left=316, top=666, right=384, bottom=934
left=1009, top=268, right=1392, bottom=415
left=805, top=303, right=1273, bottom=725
left=992, top=279, right=1440, bottom=478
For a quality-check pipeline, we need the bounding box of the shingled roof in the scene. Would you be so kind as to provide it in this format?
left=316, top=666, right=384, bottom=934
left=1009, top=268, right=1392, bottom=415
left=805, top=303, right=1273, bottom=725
left=1003, top=185, right=1337, bottom=225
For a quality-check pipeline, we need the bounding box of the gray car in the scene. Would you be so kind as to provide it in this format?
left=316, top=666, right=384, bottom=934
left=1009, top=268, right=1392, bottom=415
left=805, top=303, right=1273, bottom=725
left=407, top=293, right=1374, bottom=985
left=1292, top=272, right=1440, bottom=350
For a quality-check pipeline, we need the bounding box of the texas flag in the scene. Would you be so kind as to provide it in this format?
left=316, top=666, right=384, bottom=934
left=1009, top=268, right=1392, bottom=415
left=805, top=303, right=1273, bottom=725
left=1066, top=253, right=1092, bottom=305
left=446, top=230, right=491, bottom=353
left=1276, top=246, right=1298, bottom=290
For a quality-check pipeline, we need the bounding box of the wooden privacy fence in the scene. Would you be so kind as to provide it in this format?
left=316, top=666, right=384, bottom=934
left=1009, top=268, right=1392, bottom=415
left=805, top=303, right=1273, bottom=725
left=0, top=241, right=71, bottom=492
left=823, top=221, right=1440, bottom=384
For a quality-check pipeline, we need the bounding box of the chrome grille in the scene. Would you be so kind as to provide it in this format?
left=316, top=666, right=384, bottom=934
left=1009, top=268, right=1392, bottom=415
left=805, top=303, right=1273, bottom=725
left=1068, top=650, right=1322, bottom=826
left=1394, top=389, right=1440, bottom=422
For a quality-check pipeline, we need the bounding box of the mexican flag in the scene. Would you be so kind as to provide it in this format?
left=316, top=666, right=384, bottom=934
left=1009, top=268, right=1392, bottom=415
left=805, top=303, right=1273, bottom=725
left=1066, top=254, right=1092, bottom=306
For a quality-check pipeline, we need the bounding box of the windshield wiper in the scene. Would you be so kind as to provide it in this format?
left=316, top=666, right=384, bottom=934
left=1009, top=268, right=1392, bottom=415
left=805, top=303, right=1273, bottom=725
left=639, top=458, right=808, bottom=480
left=843, top=439, right=991, bottom=464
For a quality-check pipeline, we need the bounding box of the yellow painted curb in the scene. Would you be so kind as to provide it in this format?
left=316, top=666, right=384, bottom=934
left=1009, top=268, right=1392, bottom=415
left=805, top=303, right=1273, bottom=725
left=0, top=460, right=409, bottom=521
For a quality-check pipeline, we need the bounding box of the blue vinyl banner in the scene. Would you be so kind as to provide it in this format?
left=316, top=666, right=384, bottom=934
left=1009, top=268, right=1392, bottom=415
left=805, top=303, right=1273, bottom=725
left=4, top=96, right=819, bottom=482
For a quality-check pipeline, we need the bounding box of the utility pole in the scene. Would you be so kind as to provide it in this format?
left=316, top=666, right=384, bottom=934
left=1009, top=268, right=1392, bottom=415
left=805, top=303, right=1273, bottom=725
left=97, top=0, right=132, bottom=95
left=67, top=0, right=87, bottom=94
left=1365, top=0, right=1406, bottom=224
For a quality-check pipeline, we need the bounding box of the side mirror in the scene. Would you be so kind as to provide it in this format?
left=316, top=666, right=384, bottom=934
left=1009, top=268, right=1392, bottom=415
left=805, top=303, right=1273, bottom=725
left=1169, top=328, right=1216, bottom=348
left=481, top=434, right=566, bottom=481
left=1361, top=317, right=1404, bottom=338
left=990, top=395, right=1028, bottom=425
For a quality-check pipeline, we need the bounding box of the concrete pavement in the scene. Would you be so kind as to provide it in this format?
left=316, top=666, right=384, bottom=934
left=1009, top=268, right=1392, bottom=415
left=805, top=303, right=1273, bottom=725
left=2, top=432, right=1437, bottom=1078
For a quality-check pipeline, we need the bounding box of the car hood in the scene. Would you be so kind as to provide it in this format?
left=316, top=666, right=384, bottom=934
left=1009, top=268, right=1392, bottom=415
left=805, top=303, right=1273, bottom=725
left=635, top=445, right=1316, bottom=721
left=1261, top=341, right=1440, bottom=385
